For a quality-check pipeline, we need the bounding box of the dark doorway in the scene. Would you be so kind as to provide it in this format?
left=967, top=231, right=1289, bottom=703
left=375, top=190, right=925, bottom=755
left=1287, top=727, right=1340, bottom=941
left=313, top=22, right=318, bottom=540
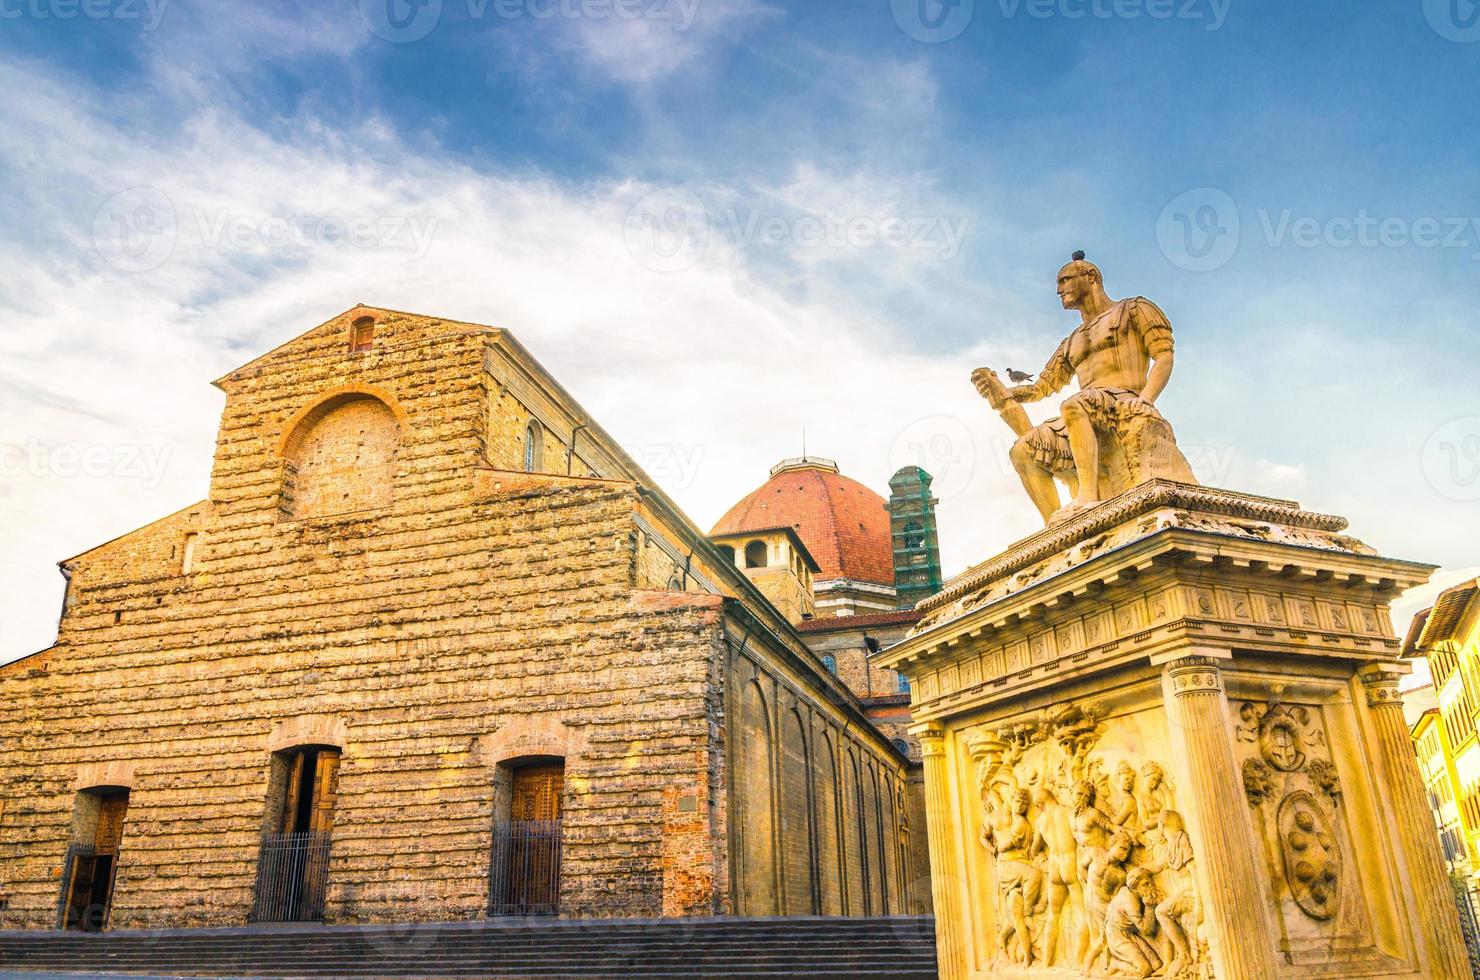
left=252, top=746, right=339, bottom=922
left=61, top=789, right=128, bottom=931
left=489, top=759, right=564, bottom=916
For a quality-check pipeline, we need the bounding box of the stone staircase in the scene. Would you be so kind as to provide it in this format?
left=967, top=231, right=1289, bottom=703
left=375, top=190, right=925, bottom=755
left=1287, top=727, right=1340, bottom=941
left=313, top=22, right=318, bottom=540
left=0, top=915, right=938, bottom=978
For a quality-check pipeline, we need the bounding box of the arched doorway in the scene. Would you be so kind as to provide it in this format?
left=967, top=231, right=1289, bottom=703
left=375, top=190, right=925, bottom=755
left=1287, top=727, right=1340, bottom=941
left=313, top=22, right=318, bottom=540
left=252, top=745, right=340, bottom=922
left=59, top=787, right=129, bottom=931
left=489, top=756, right=565, bottom=916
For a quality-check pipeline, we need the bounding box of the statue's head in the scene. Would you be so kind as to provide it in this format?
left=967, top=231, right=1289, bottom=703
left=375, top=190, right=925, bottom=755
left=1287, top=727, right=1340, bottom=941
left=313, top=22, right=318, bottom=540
left=1073, top=779, right=1095, bottom=809
left=1109, top=830, right=1134, bottom=861
left=1056, top=250, right=1104, bottom=310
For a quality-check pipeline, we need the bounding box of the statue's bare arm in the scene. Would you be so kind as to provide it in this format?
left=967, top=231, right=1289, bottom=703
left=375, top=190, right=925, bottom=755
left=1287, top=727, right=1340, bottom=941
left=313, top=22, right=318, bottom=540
left=1009, top=339, right=1073, bottom=404
left=1132, top=297, right=1175, bottom=404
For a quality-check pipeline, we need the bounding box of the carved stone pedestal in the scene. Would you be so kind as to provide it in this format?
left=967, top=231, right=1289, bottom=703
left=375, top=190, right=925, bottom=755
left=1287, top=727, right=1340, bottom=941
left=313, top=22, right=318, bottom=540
left=876, top=481, right=1469, bottom=979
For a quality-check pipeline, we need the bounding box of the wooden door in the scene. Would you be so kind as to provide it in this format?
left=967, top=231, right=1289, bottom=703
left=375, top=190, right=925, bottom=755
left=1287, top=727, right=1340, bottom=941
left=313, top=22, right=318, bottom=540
left=511, top=765, right=563, bottom=822
left=280, top=752, right=306, bottom=833
left=95, top=797, right=127, bottom=855
left=504, top=764, right=564, bottom=914
left=62, top=852, right=97, bottom=930
left=308, top=750, right=340, bottom=836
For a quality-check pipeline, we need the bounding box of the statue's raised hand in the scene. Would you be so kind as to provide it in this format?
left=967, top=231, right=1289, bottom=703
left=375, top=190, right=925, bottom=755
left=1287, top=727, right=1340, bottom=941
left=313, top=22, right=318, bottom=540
left=971, top=367, right=1011, bottom=409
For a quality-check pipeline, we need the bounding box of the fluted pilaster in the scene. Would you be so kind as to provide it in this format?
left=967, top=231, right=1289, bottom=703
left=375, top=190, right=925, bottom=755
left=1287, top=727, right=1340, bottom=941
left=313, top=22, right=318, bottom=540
left=1359, top=664, right=1470, bottom=976
left=1163, top=655, right=1280, bottom=979
left=912, top=723, right=966, bottom=980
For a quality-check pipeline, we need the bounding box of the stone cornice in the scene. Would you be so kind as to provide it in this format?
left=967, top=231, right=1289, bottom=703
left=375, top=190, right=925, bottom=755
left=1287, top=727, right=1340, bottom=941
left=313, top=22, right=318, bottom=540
left=921, top=481, right=1359, bottom=615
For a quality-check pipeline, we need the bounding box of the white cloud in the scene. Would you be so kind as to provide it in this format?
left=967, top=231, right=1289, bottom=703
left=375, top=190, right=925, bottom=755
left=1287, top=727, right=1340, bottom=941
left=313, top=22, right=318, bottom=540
left=0, top=51, right=1028, bottom=662
left=563, top=0, right=777, bottom=84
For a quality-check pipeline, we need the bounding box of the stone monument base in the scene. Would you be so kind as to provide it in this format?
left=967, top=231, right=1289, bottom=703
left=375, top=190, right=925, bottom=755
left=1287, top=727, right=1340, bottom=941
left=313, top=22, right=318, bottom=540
left=876, top=481, right=1470, bottom=979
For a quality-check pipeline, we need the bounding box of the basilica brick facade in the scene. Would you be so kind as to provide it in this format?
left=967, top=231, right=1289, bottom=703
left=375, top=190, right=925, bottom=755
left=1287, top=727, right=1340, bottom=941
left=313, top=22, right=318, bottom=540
left=0, top=307, right=928, bottom=930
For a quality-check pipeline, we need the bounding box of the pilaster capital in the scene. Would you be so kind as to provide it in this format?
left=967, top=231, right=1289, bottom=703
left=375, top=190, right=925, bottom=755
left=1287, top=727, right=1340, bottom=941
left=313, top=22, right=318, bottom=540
left=1358, top=662, right=1409, bottom=708
left=1163, top=655, right=1225, bottom=698
left=910, top=722, right=947, bottom=758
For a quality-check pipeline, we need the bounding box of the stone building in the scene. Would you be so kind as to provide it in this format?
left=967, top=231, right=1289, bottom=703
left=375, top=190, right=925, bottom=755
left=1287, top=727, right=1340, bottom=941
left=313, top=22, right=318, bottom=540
left=708, top=457, right=948, bottom=761
left=1407, top=578, right=1480, bottom=888
left=0, top=306, right=929, bottom=932
left=713, top=458, right=907, bottom=619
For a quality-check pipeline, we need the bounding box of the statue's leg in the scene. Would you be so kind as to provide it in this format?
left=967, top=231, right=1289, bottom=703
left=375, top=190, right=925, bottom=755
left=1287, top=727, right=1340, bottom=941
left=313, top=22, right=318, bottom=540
left=1010, top=439, right=1062, bottom=524
left=1061, top=396, right=1101, bottom=507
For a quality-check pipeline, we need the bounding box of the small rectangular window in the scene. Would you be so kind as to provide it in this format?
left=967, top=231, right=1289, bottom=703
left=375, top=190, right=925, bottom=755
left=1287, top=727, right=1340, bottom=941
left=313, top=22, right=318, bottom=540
left=350, top=318, right=374, bottom=353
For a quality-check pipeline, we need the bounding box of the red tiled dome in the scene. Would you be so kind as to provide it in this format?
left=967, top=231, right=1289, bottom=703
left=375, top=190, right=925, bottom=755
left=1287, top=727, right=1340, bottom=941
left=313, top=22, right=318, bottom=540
left=711, top=458, right=893, bottom=586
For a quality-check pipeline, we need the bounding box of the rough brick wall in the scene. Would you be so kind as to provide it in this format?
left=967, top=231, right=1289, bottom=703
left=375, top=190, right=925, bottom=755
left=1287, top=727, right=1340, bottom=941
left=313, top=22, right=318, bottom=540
left=0, top=306, right=925, bottom=930
left=0, top=310, right=725, bottom=927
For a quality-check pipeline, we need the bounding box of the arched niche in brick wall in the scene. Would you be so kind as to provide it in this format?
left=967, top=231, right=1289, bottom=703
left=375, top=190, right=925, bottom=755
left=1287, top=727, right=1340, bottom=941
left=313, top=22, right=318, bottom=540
left=278, top=387, right=405, bottom=520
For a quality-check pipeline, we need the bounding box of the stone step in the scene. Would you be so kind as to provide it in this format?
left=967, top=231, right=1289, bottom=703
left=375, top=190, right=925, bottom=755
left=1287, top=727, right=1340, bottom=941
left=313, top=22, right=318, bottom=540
left=0, top=916, right=939, bottom=978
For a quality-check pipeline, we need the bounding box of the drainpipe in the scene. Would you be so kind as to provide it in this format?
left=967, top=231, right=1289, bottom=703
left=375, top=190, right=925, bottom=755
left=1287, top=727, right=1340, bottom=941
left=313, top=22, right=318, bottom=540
left=566, top=423, right=588, bottom=475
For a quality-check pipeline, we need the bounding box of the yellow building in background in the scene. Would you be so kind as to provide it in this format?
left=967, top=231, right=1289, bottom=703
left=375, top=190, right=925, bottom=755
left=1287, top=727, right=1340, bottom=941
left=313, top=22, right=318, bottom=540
left=1408, top=578, right=1480, bottom=885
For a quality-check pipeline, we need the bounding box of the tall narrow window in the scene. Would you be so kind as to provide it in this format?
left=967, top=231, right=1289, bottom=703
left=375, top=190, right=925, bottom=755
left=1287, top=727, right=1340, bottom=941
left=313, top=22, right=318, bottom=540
left=523, top=421, right=544, bottom=473
left=896, top=673, right=910, bottom=694
left=349, top=317, right=374, bottom=353
left=822, top=655, right=837, bottom=675
left=180, top=533, right=199, bottom=575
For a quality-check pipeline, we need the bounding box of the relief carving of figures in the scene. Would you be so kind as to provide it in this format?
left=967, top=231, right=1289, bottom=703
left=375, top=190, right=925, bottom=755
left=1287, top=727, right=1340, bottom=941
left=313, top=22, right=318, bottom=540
left=966, top=705, right=1208, bottom=977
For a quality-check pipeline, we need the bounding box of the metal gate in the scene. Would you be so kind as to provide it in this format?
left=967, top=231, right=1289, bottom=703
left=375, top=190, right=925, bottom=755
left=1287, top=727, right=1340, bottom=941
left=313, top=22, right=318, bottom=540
left=488, top=819, right=562, bottom=916
left=251, top=831, right=332, bottom=922
left=1452, top=876, right=1480, bottom=979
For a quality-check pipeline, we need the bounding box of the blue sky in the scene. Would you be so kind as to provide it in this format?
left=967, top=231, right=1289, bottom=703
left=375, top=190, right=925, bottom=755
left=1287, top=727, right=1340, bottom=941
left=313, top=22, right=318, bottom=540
left=1, top=0, right=1478, bottom=661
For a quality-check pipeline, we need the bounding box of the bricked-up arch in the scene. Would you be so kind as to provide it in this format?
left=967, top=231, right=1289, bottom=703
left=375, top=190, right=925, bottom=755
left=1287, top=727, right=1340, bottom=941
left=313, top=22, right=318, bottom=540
left=279, top=389, right=403, bottom=519
left=865, top=766, right=886, bottom=914
left=735, top=679, right=777, bottom=914
left=843, top=747, right=866, bottom=915
left=812, top=730, right=843, bottom=915
left=779, top=708, right=814, bottom=915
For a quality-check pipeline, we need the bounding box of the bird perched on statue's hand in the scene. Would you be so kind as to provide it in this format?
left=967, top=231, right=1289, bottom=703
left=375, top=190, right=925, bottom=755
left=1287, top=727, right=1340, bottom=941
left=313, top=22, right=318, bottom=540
left=1005, top=369, right=1034, bottom=383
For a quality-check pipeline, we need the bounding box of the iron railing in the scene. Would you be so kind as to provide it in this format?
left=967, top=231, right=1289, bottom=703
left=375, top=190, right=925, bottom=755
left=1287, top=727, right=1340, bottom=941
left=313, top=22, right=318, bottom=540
left=1451, top=876, right=1480, bottom=979
left=251, top=831, right=332, bottom=923
left=488, top=819, right=562, bottom=916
